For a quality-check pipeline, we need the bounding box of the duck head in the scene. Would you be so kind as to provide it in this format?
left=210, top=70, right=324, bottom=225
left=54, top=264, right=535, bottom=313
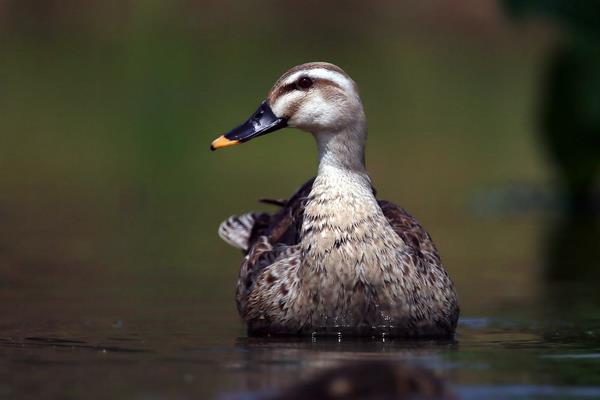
left=211, top=62, right=365, bottom=150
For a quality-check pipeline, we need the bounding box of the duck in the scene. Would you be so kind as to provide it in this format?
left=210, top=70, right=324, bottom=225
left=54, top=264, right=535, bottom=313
left=211, top=62, right=459, bottom=338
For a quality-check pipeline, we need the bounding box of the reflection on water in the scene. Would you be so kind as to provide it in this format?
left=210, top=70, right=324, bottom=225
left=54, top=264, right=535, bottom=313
left=226, top=360, right=457, bottom=400
left=2, top=309, right=600, bottom=399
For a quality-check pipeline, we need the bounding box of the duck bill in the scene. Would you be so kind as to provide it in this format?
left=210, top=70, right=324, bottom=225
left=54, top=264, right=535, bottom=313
left=211, top=101, right=287, bottom=151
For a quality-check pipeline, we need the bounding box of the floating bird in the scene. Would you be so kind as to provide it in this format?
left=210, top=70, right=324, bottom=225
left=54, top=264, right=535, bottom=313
left=211, top=62, right=459, bottom=338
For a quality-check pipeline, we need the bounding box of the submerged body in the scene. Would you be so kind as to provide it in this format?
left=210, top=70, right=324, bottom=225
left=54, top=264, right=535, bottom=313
left=213, top=62, right=459, bottom=338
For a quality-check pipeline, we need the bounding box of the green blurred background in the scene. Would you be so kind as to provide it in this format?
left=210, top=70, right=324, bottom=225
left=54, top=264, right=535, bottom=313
left=0, top=0, right=598, bottom=338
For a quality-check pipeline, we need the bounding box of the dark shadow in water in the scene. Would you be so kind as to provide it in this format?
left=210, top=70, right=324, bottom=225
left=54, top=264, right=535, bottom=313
left=230, top=336, right=459, bottom=398
left=268, top=361, right=457, bottom=400
left=224, top=360, right=457, bottom=400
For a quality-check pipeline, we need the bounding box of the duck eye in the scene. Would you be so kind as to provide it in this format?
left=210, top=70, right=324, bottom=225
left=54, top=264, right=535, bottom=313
left=297, top=77, right=313, bottom=90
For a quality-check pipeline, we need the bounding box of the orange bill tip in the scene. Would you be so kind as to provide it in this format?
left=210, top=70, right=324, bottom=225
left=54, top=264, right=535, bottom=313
left=210, top=135, right=240, bottom=151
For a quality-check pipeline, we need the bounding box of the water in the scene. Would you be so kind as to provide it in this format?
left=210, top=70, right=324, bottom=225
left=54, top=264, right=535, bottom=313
left=2, top=315, right=600, bottom=399
left=2, top=262, right=600, bottom=399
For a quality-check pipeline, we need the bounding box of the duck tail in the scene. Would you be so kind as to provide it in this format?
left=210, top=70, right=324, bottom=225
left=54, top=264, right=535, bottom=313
left=218, top=213, right=266, bottom=251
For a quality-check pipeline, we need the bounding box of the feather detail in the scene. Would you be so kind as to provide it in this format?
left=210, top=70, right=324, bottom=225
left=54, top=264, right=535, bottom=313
left=218, top=212, right=266, bottom=251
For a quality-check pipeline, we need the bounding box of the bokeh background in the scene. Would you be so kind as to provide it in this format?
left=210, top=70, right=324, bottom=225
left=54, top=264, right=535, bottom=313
left=0, top=1, right=598, bottom=399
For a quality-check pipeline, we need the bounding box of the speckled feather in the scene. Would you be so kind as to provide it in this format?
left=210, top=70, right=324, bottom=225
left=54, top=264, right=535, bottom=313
left=216, top=62, right=459, bottom=338
left=221, top=177, right=459, bottom=338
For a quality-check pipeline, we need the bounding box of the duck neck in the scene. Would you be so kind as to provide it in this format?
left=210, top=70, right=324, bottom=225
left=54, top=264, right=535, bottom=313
left=314, top=120, right=368, bottom=176
left=298, top=123, right=399, bottom=301
left=308, top=120, right=377, bottom=220
left=300, top=121, right=389, bottom=265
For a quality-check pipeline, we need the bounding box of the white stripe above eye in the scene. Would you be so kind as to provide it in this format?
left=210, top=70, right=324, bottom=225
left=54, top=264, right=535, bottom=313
left=283, top=68, right=355, bottom=93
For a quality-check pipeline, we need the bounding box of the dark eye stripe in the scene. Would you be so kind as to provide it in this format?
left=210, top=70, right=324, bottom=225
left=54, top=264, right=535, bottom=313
left=281, top=83, right=297, bottom=95
left=269, top=78, right=344, bottom=104
left=269, top=82, right=297, bottom=103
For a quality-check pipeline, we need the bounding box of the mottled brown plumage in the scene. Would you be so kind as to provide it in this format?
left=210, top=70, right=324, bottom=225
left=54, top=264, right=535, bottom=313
left=215, top=62, right=459, bottom=338
left=225, top=177, right=459, bottom=338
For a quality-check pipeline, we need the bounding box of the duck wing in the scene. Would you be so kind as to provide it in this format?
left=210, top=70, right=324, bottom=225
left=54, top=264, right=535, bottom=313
left=230, top=178, right=315, bottom=316
left=379, top=200, right=459, bottom=332
left=249, top=177, right=316, bottom=248
left=378, top=200, right=441, bottom=266
left=218, top=177, right=316, bottom=252
left=218, top=212, right=270, bottom=251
